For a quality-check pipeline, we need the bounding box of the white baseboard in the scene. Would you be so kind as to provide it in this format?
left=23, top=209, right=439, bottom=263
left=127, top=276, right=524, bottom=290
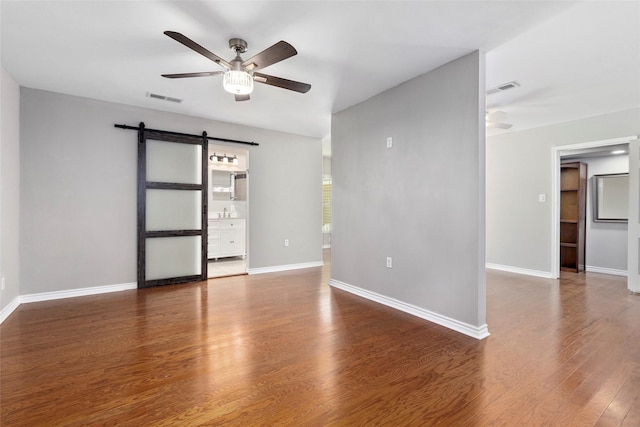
left=328, top=279, right=490, bottom=340
left=486, top=263, right=553, bottom=279
left=248, top=261, right=323, bottom=275
left=20, top=282, right=138, bottom=304
left=487, top=263, right=628, bottom=279
left=585, top=266, right=627, bottom=276
left=0, top=296, right=21, bottom=324
left=0, top=282, right=137, bottom=324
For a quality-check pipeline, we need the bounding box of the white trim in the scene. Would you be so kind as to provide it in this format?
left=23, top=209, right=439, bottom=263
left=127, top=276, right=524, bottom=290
left=248, top=261, right=323, bottom=275
left=551, top=135, right=639, bottom=279
left=627, top=139, right=640, bottom=294
left=586, top=265, right=627, bottom=277
left=0, top=297, right=21, bottom=324
left=486, top=263, right=553, bottom=279
left=0, top=282, right=137, bottom=325
left=328, top=279, right=490, bottom=340
left=20, top=282, right=137, bottom=304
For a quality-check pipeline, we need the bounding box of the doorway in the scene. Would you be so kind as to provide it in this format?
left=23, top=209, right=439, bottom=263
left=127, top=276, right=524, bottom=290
left=208, top=144, right=249, bottom=278
left=551, top=135, right=639, bottom=289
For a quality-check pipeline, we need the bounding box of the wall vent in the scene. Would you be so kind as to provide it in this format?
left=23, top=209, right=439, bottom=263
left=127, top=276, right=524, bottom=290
left=146, top=92, right=183, bottom=103
left=487, top=81, right=520, bottom=95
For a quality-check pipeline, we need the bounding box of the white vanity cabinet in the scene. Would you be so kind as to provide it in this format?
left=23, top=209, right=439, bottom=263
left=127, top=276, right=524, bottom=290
left=207, top=218, right=246, bottom=260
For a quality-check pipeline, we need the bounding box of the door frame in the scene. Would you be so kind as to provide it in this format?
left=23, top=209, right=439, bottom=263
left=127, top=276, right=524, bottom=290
left=207, top=144, right=250, bottom=277
left=550, top=135, right=639, bottom=280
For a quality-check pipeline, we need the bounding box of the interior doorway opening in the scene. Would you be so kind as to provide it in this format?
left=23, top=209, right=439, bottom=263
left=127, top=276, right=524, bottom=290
left=208, top=144, right=249, bottom=278
left=551, top=135, right=639, bottom=287
left=322, top=135, right=332, bottom=249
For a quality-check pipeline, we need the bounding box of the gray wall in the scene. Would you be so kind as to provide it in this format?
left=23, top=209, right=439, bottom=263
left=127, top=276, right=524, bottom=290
left=20, top=88, right=322, bottom=295
left=487, top=107, right=640, bottom=274
left=579, top=155, right=628, bottom=272
left=1, top=66, right=21, bottom=312
left=331, top=51, right=486, bottom=328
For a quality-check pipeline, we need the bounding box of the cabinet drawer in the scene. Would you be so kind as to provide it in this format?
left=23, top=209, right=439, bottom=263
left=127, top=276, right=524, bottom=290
left=220, top=219, right=244, bottom=229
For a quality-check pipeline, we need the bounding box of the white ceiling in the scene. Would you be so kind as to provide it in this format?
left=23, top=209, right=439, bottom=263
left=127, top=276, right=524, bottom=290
left=2, top=1, right=639, bottom=139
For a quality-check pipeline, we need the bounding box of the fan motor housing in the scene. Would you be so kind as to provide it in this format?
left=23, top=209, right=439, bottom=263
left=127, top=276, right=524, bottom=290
left=229, top=38, right=248, bottom=53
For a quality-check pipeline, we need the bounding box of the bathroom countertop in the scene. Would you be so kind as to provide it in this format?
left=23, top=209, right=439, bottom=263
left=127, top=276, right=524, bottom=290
left=208, top=215, right=245, bottom=220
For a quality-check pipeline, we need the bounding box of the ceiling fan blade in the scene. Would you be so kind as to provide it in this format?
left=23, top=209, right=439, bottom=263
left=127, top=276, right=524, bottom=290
left=242, top=41, right=297, bottom=71
left=162, top=71, right=223, bottom=79
left=164, top=31, right=231, bottom=69
left=235, top=94, right=250, bottom=102
left=487, top=122, right=513, bottom=129
left=486, top=110, right=508, bottom=121
left=253, top=72, right=311, bottom=93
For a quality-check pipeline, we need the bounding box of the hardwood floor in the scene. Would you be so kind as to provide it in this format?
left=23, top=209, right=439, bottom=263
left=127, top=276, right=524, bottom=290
left=2, top=259, right=639, bottom=426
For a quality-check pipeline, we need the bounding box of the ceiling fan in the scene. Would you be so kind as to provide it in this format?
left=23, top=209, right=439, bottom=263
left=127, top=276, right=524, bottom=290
left=161, top=31, right=311, bottom=102
left=486, top=111, right=513, bottom=130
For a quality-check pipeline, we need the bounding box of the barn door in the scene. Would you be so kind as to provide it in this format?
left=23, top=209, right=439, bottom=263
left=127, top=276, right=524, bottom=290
left=137, top=124, right=208, bottom=288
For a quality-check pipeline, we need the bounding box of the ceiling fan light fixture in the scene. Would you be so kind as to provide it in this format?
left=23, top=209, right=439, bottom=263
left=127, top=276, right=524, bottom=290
left=162, top=32, right=310, bottom=101
left=223, top=70, right=253, bottom=95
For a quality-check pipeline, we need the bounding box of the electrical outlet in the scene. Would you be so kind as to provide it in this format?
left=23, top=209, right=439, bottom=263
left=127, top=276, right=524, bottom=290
left=386, top=137, right=393, bottom=148
left=386, top=257, right=393, bottom=268
left=284, top=239, right=289, bottom=247
left=538, top=194, right=546, bottom=203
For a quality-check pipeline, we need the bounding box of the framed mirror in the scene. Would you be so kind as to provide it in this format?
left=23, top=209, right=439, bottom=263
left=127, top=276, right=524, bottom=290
left=593, top=173, right=628, bottom=222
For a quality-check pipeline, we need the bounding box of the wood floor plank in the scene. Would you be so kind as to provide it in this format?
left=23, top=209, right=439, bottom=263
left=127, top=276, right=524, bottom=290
left=596, top=365, right=640, bottom=426
left=2, top=258, right=640, bottom=426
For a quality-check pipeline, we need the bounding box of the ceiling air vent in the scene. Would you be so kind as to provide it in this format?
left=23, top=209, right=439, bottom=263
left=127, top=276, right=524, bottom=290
left=146, top=92, right=183, bottom=103
left=486, top=81, right=520, bottom=96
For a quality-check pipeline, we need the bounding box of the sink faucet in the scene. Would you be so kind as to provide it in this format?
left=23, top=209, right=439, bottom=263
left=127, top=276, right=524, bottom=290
left=223, top=207, right=227, bottom=217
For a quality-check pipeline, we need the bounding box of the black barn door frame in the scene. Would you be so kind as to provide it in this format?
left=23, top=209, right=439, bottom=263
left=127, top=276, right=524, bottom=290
left=115, top=122, right=257, bottom=288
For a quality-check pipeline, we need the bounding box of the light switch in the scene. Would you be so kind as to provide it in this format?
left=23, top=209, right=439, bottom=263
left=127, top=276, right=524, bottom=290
left=538, top=194, right=546, bottom=203
left=386, top=137, right=393, bottom=148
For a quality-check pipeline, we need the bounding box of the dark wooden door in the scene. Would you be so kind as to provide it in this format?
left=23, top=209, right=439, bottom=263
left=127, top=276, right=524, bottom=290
left=137, top=125, right=208, bottom=288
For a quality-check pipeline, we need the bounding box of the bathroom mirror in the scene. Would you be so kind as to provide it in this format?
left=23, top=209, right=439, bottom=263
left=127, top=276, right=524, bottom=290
left=593, top=173, right=628, bottom=222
